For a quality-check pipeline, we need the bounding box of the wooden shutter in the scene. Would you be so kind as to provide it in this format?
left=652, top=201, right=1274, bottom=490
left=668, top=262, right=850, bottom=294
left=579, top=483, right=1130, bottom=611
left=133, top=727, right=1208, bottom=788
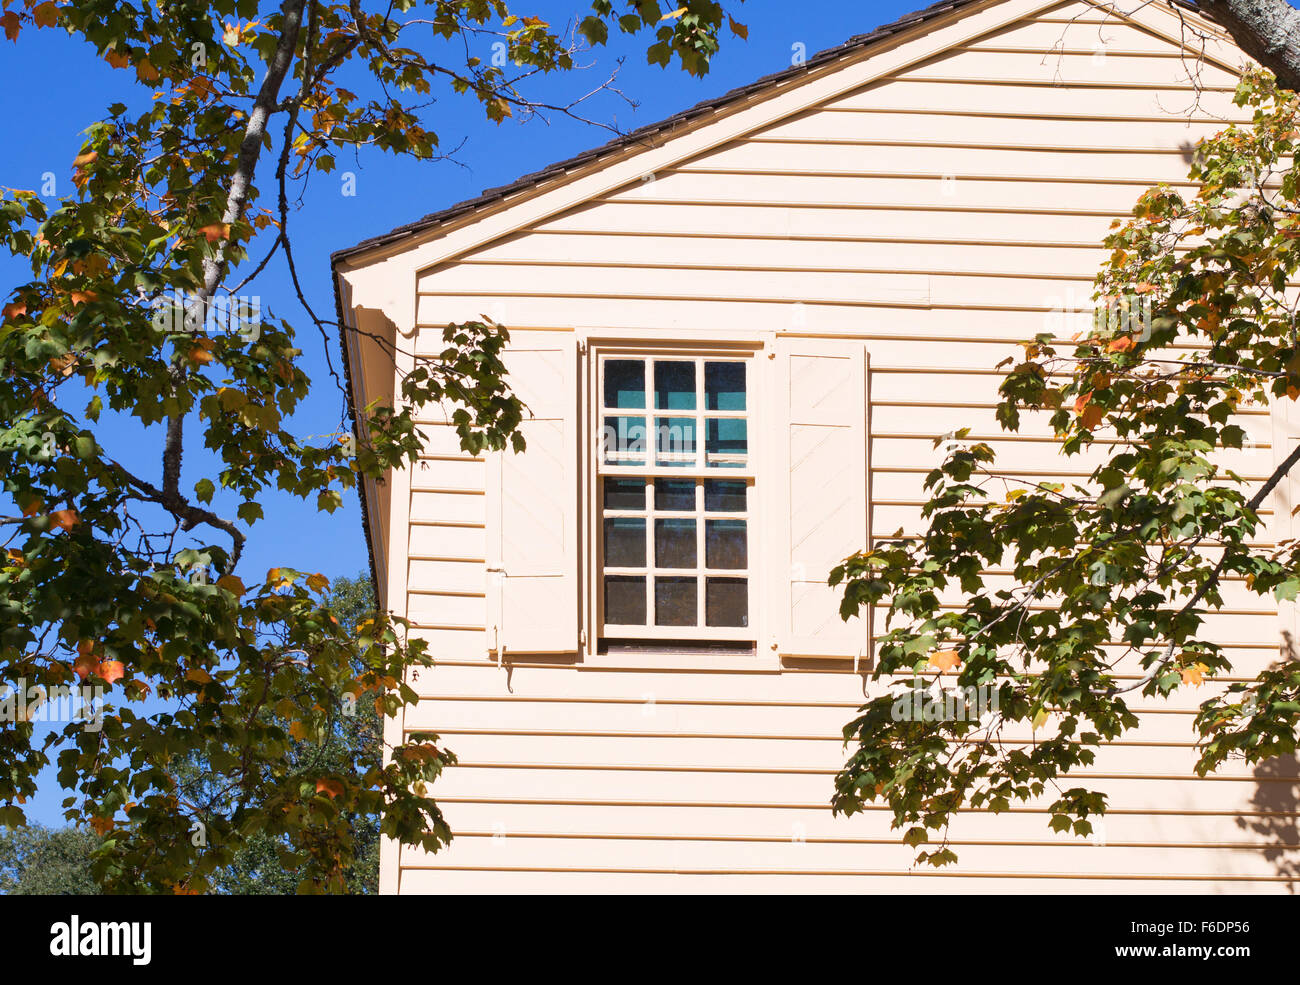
left=772, top=338, right=869, bottom=659
left=486, top=335, right=580, bottom=655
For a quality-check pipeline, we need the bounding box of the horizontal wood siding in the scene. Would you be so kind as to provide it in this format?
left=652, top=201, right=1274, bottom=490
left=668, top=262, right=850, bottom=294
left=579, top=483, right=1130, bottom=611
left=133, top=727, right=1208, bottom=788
left=395, top=1, right=1297, bottom=892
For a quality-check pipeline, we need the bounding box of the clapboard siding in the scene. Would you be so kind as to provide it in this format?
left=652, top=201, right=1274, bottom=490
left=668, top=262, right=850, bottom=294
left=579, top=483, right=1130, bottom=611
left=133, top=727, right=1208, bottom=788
left=374, top=0, right=1299, bottom=892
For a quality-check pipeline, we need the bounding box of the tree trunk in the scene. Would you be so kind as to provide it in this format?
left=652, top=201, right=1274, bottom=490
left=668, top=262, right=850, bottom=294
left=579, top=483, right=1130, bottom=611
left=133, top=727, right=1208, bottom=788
left=1199, top=0, right=1300, bottom=90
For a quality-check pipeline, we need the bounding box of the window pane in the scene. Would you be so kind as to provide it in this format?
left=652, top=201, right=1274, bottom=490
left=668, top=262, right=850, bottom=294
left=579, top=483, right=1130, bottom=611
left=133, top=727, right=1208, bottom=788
left=655, top=518, right=697, bottom=569
left=603, top=517, right=646, bottom=567
left=655, top=417, right=696, bottom=467
left=605, top=576, right=646, bottom=625
left=603, top=478, right=645, bottom=511
left=604, top=360, right=645, bottom=409
left=654, top=360, right=696, bottom=410
left=705, top=362, right=745, bottom=411
left=705, top=519, right=747, bottom=569
left=603, top=416, right=647, bottom=465
left=705, top=418, right=747, bottom=467
left=654, top=479, right=695, bottom=512
left=704, top=480, right=746, bottom=512
left=705, top=578, right=748, bottom=627
left=655, top=577, right=697, bottom=627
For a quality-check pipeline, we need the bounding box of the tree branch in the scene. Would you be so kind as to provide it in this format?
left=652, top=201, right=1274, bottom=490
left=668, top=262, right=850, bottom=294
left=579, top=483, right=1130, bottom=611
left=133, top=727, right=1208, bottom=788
left=1199, top=0, right=1300, bottom=91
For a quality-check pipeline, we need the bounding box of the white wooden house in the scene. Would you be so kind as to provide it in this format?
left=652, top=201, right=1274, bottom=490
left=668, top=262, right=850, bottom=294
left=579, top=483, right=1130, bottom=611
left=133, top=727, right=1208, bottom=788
left=331, top=0, right=1299, bottom=892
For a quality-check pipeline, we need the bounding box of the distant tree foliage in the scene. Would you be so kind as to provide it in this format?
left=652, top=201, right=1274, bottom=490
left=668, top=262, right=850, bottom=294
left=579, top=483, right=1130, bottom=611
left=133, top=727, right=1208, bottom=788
left=0, top=824, right=101, bottom=895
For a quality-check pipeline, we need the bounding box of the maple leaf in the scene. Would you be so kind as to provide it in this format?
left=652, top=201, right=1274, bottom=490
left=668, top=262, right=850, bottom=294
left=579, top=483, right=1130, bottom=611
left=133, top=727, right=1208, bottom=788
left=32, top=2, right=58, bottom=29
left=1, top=11, right=20, bottom=42
left=928, top=648, right=961, bottom=672
left=315, top=778, right=344, bottom=799
left=1106, top=334, right=1136, bottom=354
left=188, top=338, right=214, bottom=365
left=48, top=509, right=79, bottom=531
left=198, top=223, right=230, bottom=243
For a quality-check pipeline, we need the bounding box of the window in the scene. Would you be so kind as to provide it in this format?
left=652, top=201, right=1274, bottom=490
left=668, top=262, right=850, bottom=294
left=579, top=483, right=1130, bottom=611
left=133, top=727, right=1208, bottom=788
left=597, top=353, right=753, bottom=642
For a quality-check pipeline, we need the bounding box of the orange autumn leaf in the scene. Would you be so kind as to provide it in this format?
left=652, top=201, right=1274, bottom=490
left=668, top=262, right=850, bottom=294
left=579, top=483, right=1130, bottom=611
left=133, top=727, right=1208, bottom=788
left=73, top=654, right=97, bottom=681
left=2, top=300, right=27, bottom=320
left=1074, top=394, right=1103, bottom=429
left=315, top=778, right=344, bottom=799
left=189, top=338, right=214, bottom=365
left=105, top=48, right=129, bottom=69
left=135, top=58, right=159, bottom=82
left=72, top=150, right=98, bottom=168
left=185, top=667, right=212, bottom=685
left=198, top=223, right=230, bottom=243
left=21, top=498, right=44, bottom=518
left=929, top=648, right=961, bottom=672
left=1181, top=662, right=1209, bottom=687
left=68, top=290, right=97, bottom=306
left=49, top=509, right=79, bottom=531
left=288, top=720, right=308, bottom=740
left=1, top=11, right=20, bottom=42
left=88, top=817, right=115, bottom=836
left=97, top=660, right=125, bottom=684
left=1106, top=334, right=1136, bottom=354
left=216, top=574, right=246, bottom=596
left=49, top=352, right=76, bottom=376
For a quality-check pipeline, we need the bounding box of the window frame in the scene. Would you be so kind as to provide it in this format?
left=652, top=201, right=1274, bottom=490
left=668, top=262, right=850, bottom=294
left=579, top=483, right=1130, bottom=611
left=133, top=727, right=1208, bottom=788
left=584, top=339, right=765, bottom=650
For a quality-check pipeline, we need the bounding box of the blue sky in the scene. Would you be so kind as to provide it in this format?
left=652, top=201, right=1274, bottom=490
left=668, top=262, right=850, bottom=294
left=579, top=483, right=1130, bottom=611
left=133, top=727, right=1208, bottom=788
left=1, top=1, right=922, bottom=825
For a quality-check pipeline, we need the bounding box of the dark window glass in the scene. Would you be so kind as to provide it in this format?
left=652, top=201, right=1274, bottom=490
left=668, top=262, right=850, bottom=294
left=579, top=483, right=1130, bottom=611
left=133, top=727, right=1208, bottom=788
left=603, top=517, right=646, bottom=567
left=655, top=518, right=697, bottom=569
left=604, top=360, right=644, bottom=409
left=605, top=576, right=646, bottom=625
left=654, top=360, right=696, bottom=410
left=654, top=479, right=695, bottom=511
left=705, top=578, right=748, bottom=627
left=704, top=480, right=746, bottom=513
left=655, top=577, right=697, bottom=626
left=603, top=478, right=645, bottom=511
left=705, top=362, right=745, bottom=411
left=705, top=519, right=747, bottom=569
